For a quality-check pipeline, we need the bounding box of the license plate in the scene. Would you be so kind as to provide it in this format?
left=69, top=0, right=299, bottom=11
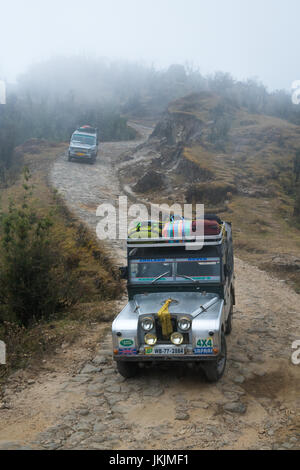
left=145, top=346, right=185, bottom=355
left=76, top=152, right=85, bottom=156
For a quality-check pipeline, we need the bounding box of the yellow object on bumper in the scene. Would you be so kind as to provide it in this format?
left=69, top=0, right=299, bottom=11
left=157, top=299, right=174, bottom=339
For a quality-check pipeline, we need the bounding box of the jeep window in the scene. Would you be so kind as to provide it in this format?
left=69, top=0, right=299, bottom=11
left=71, top=134, right=96, bottom=145
left=129, top=257, right=221, bottom=284
left=129, top=259, right=173, bottom=283
left=175, top=257, right=221, bottom=282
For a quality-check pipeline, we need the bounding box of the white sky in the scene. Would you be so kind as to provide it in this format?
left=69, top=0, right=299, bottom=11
left=0, top=0, right=299, bottom=90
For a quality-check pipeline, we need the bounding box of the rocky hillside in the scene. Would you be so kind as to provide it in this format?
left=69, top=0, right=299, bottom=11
left=119, top=92, right=300, bottom=291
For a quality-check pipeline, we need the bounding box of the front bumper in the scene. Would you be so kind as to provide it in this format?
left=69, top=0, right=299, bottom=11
left=114, top=353, right=219, bottom=362
left=70, top=153, right=94, bottom=160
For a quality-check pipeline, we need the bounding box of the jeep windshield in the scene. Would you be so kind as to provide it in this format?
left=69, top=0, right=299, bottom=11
left=71, top=134, right=96, bottom=145
left=129, top=259, right=173, bottom=283
left=129, top=257, right=221, bottom=284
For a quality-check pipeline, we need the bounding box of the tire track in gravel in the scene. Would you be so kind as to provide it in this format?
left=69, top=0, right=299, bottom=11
left=0, top=123, right=299, bottom=450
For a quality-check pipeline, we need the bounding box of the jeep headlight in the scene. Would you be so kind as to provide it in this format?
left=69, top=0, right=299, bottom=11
left=144, top=333, right=157, bottom=346
left=178, top=316, right=191, bottom=331
left=141, top=316, right=154, bottom=331
left=170, top=332, right=183, bottom=345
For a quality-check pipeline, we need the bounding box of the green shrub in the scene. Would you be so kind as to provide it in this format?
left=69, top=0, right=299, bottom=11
left=0, top=169, right=81, bottom=327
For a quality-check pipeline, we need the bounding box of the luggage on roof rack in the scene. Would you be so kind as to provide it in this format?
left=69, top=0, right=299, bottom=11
left=128, top=221, right=164, bottom=239
left=127, top=218, right=226, bottom=248
left=77, top=125, right=97, bottom=135
left=204, top=214, right=223, bottom=225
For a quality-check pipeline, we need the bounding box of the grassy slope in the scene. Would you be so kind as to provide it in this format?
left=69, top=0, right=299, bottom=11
left=171, top=95, right=300, bottom=292
left=0, top=141, right=123, bottom=379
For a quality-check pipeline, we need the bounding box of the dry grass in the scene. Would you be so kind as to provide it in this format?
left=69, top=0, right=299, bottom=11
left=0, top=141, right=124, bottom=380
left=166, top=95, right=300, bottom=292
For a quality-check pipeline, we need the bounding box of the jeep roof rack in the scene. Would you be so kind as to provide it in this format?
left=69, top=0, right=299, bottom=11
left=76, top=125, right=97, bottom=134
left=126, top=222, right=226, bottom=248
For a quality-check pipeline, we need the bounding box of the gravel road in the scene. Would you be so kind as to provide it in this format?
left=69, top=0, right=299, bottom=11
left=0, top=123, right=299, bottom=450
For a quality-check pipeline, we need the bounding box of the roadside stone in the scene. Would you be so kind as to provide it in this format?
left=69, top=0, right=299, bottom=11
left=66, top=432, right=86, bottom=446
left=42, top=441, right=62, bottom=450
left=253, top=370, right=266, bottom=377
left=90, top=435, right=107, bottom=444
left=223, top=392, right=241, bottom=401
left=109, top=418, right=124, bottom=427
left=0, top=402, right=10, bottom=410
left=92, top=376, right=106, bottom=384
left=281, top=442, right=294, bottom=449
left=233, top=375, right=245, bottom=384
left=93, top=422, right=106, bottom=433
left=102, top=368, right=117, bottom=376
left=110, top=403, right=128, bottom=414
left=0, top=441, right=32, bottom=450
left=105, top=384, right=121, bottom=393
left=175, top=411, right=190, bottom=421
left=93, top=356, right=108, bottom=365
left=70, top=376, right=91, bottom=384
left=104, top=394, right=123, bottom=406
left=190, top=401, right=209, bottom=409
left=78, top=409, right=89, bottom=416
left=230, top=353, right=248, bottom=363
left=73, top=422, right=91, bottom=433
left=80, top=364, right=101, bottom=374
left=223, top=402, right=247, bottom=414
left=143, top=388, right=164, bottom=398
left=97, top=349, right=113, bottom=357
left=97, top=398, right=106, bottom=406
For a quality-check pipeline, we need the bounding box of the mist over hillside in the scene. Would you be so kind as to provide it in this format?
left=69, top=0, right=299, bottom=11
left=9, top=57, right=300, bottom=123
left=2, top=56, right=300, bottom=184
left=118, top=91, right=300, bottom=290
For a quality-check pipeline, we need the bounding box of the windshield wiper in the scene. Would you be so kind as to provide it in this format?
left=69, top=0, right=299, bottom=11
left=176, top=274, right=196, bottom=283
left=151, top=271, right=171, bottom=284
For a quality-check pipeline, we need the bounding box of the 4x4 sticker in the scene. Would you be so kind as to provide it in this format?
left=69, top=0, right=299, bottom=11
left=197, top=338, right=213, bottom=347
left=119, top=339, right=134, bottom=347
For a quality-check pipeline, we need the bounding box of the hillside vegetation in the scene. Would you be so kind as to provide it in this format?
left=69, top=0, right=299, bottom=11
left=119, top=92, right=300, bottom=292
left=0, top=141, right=123, bottom=379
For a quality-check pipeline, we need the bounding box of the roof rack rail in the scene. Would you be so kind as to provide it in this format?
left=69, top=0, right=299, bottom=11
left=127, top=223, right=226, bottom=248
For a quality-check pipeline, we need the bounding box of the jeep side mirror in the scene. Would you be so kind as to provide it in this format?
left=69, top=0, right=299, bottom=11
left=119, top=266, right=128, bottom=280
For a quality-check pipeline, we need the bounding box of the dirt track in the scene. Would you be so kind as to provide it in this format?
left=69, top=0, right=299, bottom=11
left=0, top=123, right=299, bottom=450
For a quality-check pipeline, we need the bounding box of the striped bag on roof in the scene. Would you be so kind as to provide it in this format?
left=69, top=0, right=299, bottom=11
left=162, top=220, right=192, bottom=240
left=128, top=221, right=163, bottom=239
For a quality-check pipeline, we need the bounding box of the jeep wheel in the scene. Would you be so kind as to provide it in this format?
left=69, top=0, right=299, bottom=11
left=68, top=154, right=72, bottom=162
left=225, top=299, right=233, bottom=335
left=116, top=361, right=139, bottom=378
left=203, top=332, right=227, bottom=382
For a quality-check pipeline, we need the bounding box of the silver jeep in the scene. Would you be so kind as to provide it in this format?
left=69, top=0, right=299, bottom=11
left=112, top=219, right=235, bottom=382
left=68, top=126, right=98, bottom=164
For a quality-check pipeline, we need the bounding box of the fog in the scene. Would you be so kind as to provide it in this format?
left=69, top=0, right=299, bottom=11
left=0, top=0, right=299, bottom=90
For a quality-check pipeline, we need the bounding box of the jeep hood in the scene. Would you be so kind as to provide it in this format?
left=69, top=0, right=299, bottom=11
left=132, top=292, right=222, bottom=319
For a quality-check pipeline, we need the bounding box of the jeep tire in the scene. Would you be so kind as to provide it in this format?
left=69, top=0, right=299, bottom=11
left=225, top=298, right=233, bottom=335
left=203, top=332, right=227, bottom=383
left=116, top=361, right=139, bottom=378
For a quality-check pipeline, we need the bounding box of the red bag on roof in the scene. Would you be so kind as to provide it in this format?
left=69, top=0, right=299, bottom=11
left=192, top=219, right=221, bottom=235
